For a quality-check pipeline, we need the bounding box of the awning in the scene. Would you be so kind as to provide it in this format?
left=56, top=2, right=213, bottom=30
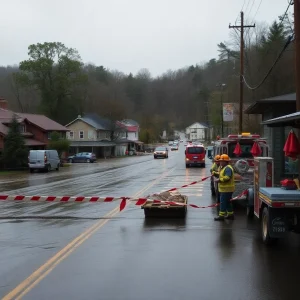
left=262, top=111, right=300, bottom=127
left=70, top=141, right=116, bottom=147
left=134, top=141, right=144, bottom=144
left=25, top=139, right=46, bottom=146
left=244, top=93, right=296, bottom=114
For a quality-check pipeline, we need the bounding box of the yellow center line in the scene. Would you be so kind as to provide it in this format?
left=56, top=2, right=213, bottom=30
left=3, top=167, right=175, bottom=300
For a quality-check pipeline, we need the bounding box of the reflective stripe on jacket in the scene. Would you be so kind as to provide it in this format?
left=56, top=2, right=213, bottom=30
left=218, top=165, right=235, bottom=193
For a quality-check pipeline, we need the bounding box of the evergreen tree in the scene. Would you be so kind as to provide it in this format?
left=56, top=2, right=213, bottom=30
left=1, top=117, right=28, bottom=168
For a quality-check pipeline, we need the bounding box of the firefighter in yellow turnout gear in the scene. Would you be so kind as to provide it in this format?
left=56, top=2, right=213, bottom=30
left=210, top=155, right=221, bottom=201
left=214, top=154, right=235, bottom=221
left=210, top=155, right=221, bottom=174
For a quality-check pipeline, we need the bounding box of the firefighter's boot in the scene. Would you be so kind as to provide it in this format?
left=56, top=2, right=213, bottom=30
left=214, top=216, right=225, bottom=221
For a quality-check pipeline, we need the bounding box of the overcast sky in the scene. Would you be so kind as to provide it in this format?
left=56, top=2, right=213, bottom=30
left=0, top=0, right=293, bottom=77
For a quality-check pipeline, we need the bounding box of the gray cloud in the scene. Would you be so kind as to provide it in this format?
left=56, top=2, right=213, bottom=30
left=0, top=0, right=292, bottom=76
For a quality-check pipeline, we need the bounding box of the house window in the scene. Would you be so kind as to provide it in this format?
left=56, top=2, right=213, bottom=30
left=19, top=124, right=26, bottom=133
left=79, top=131, right=84, bottom=139
left=106, top=132, right=110, bottom=139
left=68, top=131, right=74, bottom=139
left=88, top=130, right=94, bottom=139
left=48, top=132, right=52, bottom=139
left=135, top=132, right=137, bottom=138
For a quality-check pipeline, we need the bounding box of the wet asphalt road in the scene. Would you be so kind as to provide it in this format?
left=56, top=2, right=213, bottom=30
left=1, top=146, right=300, bottom=300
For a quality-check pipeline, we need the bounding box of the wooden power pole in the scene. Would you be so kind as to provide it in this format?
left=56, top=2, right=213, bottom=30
left=229, top=11, right=255, bottom=133
left=295, top=0, right=300, bottom=112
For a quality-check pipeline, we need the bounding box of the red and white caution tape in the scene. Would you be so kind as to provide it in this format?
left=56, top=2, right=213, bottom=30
left=0, top=195, right=130, bottom=203
left=230, top=189, right=248, bottom=201
left=0, top=176, right=248, bottom=212
left=166, top=175, right=212, bottom=192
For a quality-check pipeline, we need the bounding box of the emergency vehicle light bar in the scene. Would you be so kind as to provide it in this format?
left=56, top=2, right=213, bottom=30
left=227, top=133, right=260, bottom=139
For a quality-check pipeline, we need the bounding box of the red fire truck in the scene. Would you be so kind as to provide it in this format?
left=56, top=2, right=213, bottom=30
left=211, top=133, right=269, bottom=204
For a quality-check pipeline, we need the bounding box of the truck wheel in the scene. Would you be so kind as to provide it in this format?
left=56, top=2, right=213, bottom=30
left=202, top=163, right=206, bottom=168
left=30, top=168, right=34, bottom=173
left=246, top=188, right=254, bottom=218
left=186, top=164, right=190, bottom=168
left=261, top=207, right=277, bottom=245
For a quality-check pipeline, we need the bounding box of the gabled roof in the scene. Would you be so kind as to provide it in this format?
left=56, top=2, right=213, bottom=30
left=66, top=113, right=126, bottom=131
left=17, top=113, right=69, bottom=131
left=0, top=108, right=68, bottom=132
left=116, top=120, right=138, bottom=132
left=245, top=93, right=296, bottom=114
left=121, top=119, right=139, bottom=126
left=186, top=122, right=208, bottom=129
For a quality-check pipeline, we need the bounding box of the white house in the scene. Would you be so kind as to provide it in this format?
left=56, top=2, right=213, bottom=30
left=116, top=119, right=140, bottom=141
left=185, top=122, right=208, bottom=141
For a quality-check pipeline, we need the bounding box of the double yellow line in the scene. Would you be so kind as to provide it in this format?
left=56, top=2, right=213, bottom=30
left=3, top=167, right=175, bottom=300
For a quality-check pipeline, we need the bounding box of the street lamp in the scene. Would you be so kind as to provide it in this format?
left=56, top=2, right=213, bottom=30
left=216, top=83, right=226, bottom=137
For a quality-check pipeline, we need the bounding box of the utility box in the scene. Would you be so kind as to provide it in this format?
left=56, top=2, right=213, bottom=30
left=253, top=157, right=274, bottom=217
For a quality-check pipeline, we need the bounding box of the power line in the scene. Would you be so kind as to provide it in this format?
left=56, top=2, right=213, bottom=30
left=247, top=0, right=256, bottom=20
left=242, top=34, right=293, bottom=90
left=235, top=0, right=247, bottom=24
left=251, top=0, right=263, bottom=21
left=244, top=0, right=263, bottom=43
left=244, top=0, right=253, bottom=16
left=245, top=0, right=293, bottom=77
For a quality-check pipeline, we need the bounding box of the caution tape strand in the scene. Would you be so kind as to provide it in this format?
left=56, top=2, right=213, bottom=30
left=0, top=176, right=249, bottom=212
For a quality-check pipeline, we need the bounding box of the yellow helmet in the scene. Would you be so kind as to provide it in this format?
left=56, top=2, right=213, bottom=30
left=220, top=154, right=231, bottom=161
left=214, top=155, right=221, bottom=161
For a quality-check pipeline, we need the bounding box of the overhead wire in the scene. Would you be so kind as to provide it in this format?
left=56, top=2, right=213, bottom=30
left=244, top=0, right=252, bottom=16
left=243, top=0, right=294, bottom=90
left=235, top=0, right=247, bottom=24
left=247, top=0, right=256, bottom=20
left=242, top=34, right=293, bottom=90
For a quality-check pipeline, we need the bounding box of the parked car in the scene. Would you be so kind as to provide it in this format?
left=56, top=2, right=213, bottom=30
left=168, top=141, right=174, bottom=146
left=68, top=152, right=96, bottom=163
left=154, top=146, right=169, bottom=159
left=28, top=150, right=60, bottom=173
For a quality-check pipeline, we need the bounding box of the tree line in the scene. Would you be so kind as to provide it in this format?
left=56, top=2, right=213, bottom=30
left=0, top=13, right=295, bottom=142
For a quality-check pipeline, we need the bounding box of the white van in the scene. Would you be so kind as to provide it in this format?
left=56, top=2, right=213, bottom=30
left=28, top=150, right=60, bottom=173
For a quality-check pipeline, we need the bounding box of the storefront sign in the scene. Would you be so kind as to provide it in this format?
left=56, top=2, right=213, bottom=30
left=223, top=103, right=234, bottom=122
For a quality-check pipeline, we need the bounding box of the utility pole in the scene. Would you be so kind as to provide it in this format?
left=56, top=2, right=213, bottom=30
left=229, top=11, right=255, bottom=133
left=294, top=0, right=300, bottom=177
left=295, top=0, right=300, bottom=112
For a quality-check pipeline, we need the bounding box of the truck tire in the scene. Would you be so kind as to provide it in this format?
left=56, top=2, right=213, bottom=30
left=30, top=168, right=34, bottom=173
left=186, top=164, right=190, bottom=168
left=261, top=207, right=277, bottom=245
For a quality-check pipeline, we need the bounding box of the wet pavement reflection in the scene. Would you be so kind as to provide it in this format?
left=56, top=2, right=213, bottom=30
left=1, top=148, right=300, bottom=299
